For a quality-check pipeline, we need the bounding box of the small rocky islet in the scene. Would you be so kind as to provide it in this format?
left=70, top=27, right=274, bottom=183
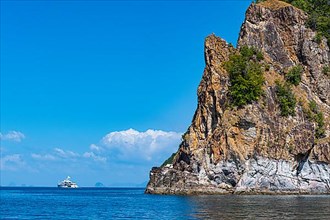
left=146, top=0, right=330, bottom=195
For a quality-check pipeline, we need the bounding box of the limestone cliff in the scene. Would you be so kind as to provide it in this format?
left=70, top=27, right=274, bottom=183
left=146, top=0, right=330, bottom=194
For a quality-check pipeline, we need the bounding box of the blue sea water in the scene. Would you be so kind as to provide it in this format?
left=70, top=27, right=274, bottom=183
left=1, top=187, right=329, bottom=219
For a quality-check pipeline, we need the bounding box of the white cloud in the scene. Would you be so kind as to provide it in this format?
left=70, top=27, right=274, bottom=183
left=31, top=148, right=80, bottom=163
left=99, top=128, right=182, bottom=163
left=0, top=131, right=25, bottom=142
left=7, top=128, right=182, bottom=178
left=31, top=147, right=106, bottom=164
left=90, top=144, right=102, bottom=152
left=83, top=152, right=107, bottom=163
left=31, top=153, right=57, bottom=161
left=0, top=154, right=25, bottom=170
left=54, top=148, right=79, bottom=158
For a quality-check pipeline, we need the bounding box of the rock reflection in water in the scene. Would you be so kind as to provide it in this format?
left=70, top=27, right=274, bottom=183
left=186, top=195, right=330, bottom=219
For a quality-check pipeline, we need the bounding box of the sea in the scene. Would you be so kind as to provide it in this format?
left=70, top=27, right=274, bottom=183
left=1, top=187, right=329, bottom=219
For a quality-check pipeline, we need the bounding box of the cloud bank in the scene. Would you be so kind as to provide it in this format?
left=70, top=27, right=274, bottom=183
left=0, top=154, right=25, bottom=171
left=97, top=128, right=182, bottom=163
left=1, top=128, right=183, bottom=186
left=0, top=131, right=25, bottom=142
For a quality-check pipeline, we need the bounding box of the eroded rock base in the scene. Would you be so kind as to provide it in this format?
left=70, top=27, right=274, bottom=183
left=146, top=157, right=330, bottom=195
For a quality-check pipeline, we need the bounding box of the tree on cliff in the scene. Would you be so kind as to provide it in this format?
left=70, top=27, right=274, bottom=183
left=224, top=46, right=264, bottom=107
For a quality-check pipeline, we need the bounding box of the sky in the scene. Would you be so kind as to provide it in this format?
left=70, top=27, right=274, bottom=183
left=1, top=0, right=251, bottom=187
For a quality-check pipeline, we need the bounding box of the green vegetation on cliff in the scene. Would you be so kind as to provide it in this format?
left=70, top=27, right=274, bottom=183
left=161, top=153, right=176, bottom=167
left=308, top=100, right=326, bottom=138
left=275, top=81, right=297, bottom=116
left=315, top=112, right=325, bottom=139
left=224, top=46, right=264, bottom=107
left=323, top=65, right=329, bottom=75
left=303, top=101, right=326, bottom=139
left=285, top=65, right=303, bottom=86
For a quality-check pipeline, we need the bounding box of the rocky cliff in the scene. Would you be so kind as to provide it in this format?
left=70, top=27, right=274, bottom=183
left=146, top=0, right=330, bottom=194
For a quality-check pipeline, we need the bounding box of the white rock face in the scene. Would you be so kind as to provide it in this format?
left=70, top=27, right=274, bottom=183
left=146, top=156, right=330, bottom=194
left=235, top=157, right=330, bottom=193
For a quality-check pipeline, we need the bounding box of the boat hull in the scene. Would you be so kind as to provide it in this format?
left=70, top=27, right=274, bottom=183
left=57, top=185, right=78, bottom=188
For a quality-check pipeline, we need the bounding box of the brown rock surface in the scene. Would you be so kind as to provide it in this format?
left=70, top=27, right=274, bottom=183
left=146, top=0, right=330, bottom=195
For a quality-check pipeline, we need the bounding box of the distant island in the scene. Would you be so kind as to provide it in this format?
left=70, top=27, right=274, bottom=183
left=146, top=0, right=330, bottom=195
left=95, top=182, right=105, bottom=187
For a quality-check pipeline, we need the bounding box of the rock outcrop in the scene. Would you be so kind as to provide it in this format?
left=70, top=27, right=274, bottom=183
left=146, top=0, right=330, bottom=195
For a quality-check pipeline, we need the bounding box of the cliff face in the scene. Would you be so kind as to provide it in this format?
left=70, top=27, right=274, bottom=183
left=146, top=0, right=330, bottom=194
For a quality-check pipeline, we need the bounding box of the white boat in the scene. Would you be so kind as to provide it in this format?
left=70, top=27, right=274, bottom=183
left=57, top=176, right=78, bottom=188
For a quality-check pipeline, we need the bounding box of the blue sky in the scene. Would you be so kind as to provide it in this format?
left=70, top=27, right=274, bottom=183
left=1, top=0, right=251, bottom=186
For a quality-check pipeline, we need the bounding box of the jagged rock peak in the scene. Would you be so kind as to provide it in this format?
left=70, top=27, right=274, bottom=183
left=239, top=0, right=308, bottom=67
left=257, top=0, right=297, bottom=10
